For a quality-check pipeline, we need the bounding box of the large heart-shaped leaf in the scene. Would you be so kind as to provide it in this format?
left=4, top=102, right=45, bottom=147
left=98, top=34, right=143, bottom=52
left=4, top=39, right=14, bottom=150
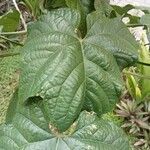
left=19, top=8, right=138, bottom=132
left=0, top=92, right=130, bottom=150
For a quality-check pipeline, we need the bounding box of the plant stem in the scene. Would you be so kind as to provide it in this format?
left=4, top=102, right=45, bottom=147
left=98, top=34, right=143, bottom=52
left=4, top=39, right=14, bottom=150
left=126, top=24, right=144, bottom=27
left=0, top=35, right=23, bottom=46
left=137, top=61, right=150, bottom=66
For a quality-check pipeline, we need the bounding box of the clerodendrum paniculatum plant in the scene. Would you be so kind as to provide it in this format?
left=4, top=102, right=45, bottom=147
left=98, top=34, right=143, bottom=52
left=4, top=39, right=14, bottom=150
left=0, top=3, right=139, bottom=150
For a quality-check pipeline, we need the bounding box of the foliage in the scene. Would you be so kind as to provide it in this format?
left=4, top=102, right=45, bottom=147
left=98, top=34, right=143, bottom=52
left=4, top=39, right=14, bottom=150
left=20, top=7, right=138, bottom=129
left=116, top=99, right=150, bottom=150
left=2, top=1, right=149, bottom=150
left=140, top=13, right=150, bottom=41
left=0, top=1, right=25, bottom=52
left=94, top=0, right=115, bottom=17
left=18, top=0, right=43, bottom=19
left=124, top=17, right=150, bottom=102
left=112, top=4, right=134, bottom=16
left=140, top=14, right=150, bottom=29
left=0, top=9, right=20, bottom=32
left=44, top=0, right=67, bottom=9
left=0, top=47, right=20, bottom=124
left=0, top=2, right=139, bottom=148
left=125, top=71, right=141, bottom=101
left=116, top=8, right=150, bottom=149
left=0, top=91, right=130, bottom=150
left=102, top=112, right=123, bottom=126
left=65, top=0, right=94, bottom=35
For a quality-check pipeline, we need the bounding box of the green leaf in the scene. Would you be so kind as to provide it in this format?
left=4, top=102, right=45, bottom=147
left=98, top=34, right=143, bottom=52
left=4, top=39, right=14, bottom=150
left=66, top=0, right=94, bottom=14
left=111, top=4, right=140, bottom=24
left=43, top=0, right=67, bottom=10
left=65, top=0, right=94, bottom=35
left=85, top=11, right=138, bottom=68
left=65, top=0, right=85, bottom=33
left=139, top=15, right=150, bottom=100
left=19, top=8, right=138, bottom=132
left=111, top=4, right=134, bottom=16
left=136, top=6, right=150, bottom=14
left=0, top=92, right=130, bottom=150
left=140, top=14, right=150, bottom=28
left=80, top=0, right=95, bottom=14
left=139, top=45, right=150, bottom=100
left=51, top=0, right=67, bottom=8
left=20, top=8, right=85, bottom=132
left=0, top=9, right=20, bottom=32
left=94, top=0, right=117, bottom=18
left=5, top=90, right=19, bottom=124
left=20, top=0, right=44, bottom=18
left=126, top=74, right=141, bottom=100
left=65, top=0, right=84, bottom=15
left=126, top=14, right=140, bottom=25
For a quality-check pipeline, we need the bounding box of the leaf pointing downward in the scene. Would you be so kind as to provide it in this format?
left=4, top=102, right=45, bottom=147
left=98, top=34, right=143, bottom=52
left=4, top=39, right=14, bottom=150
left=19, top=8, right=138, bottom=132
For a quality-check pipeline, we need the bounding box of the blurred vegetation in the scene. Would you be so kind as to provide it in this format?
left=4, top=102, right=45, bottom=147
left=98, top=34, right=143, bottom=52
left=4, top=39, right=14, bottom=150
left=0, top=47, right=20, bottom=124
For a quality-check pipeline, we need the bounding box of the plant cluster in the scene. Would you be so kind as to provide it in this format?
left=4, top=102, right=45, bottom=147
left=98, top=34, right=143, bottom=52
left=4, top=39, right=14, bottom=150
left=116, top=22, right=150, bottom=150
left=116, top=99, right=150, bottom=149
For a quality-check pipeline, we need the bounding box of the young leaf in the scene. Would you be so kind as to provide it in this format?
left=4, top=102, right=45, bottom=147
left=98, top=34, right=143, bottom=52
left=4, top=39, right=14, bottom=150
left=112, top=4, right=134, bottom=15
left=65, top=0, right=94, bottom=35
left=43, top=0, right=67, bottom=10
left=19, top=8, right=138, bottom=132
left=94, top=0, right=117, bottom=18
left=0, top=92, right=130, bottom=150
left=50, top=0, right=67, bottom=8
left=139, top=45, right=150, bottom=100
left=126, top=74, right=141, bottom=100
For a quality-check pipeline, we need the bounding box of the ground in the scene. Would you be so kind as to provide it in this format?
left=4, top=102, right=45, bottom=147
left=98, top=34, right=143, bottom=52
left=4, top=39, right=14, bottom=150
left=0, top=47, right=20, bottom=124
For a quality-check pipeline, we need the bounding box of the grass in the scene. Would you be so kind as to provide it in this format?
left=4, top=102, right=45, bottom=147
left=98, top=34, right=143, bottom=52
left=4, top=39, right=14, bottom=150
left=0, top=46, right=20, bottom=124
left=102, top=112, right=123, bottom=126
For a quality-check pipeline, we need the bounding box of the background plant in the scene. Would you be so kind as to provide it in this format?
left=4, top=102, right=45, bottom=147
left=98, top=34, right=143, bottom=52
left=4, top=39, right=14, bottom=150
left=116, top=12, right=150, bottom=150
